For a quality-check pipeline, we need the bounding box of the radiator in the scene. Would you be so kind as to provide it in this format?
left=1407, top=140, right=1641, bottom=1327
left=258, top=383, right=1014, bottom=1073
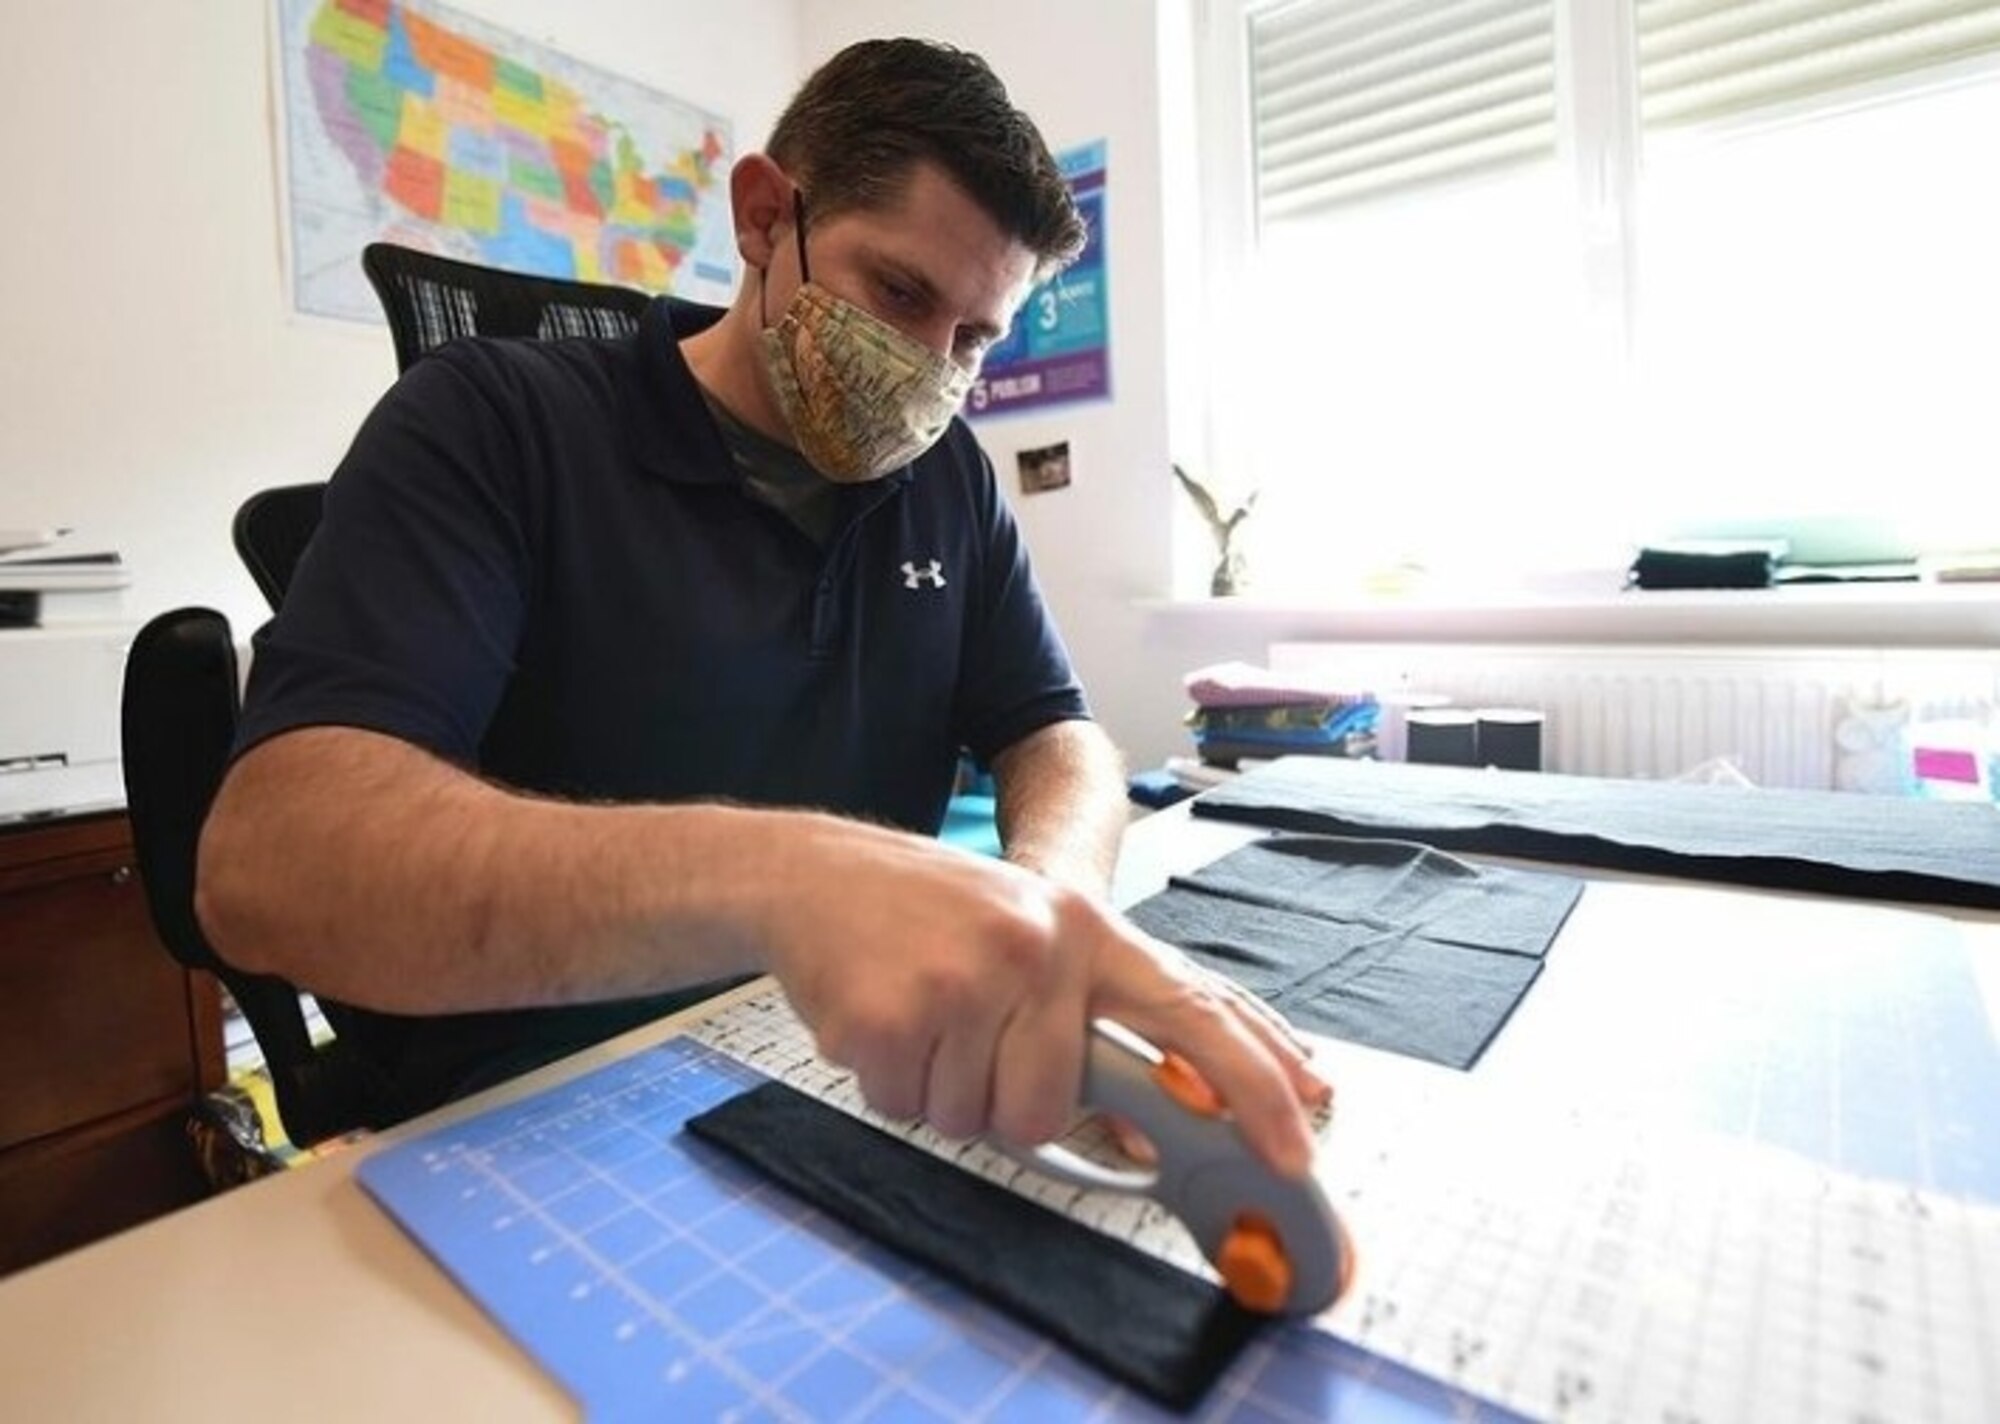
left=1268, top=641, right=2000, bottom=791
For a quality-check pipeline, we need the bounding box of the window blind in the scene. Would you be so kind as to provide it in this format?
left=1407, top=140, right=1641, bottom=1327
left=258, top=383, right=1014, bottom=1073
left=1248, top=0, right=1557, bottom=223
left=1639, top=0, right=2000, bottom=128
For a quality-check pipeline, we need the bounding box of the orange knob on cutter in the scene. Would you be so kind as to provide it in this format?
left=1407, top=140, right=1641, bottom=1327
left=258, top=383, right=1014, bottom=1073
left=1216, top=1213, right=1293, bottom=1314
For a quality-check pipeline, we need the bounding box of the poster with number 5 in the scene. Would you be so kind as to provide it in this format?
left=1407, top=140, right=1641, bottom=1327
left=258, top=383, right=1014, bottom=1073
left=967, top=140, right=1109, bottom=418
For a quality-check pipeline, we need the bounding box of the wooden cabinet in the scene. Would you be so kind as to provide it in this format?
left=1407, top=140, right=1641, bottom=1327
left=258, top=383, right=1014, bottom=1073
left=0, top=811, right=224, bottom=1275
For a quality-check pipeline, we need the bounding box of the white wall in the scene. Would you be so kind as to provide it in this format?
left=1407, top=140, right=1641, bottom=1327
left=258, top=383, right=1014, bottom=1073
left=2, top=0, right=802, bottom=640
left=6, top=0, right=1248, bottom=768
left=800, top=1, right=1212, bottom=770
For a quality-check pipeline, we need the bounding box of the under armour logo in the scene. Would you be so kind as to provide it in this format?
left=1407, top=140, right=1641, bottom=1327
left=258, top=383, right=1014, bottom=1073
left=901, top=559, right=947, bottom=590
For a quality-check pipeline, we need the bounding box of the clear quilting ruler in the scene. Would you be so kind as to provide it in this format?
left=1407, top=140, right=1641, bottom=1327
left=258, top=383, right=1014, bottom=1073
left=688, top=982, right=2000, bottom=1423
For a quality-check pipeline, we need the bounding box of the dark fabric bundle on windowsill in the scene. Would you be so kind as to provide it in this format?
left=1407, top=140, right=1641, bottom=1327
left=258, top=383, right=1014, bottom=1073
left=1625, top=540, right=1785, bottom=590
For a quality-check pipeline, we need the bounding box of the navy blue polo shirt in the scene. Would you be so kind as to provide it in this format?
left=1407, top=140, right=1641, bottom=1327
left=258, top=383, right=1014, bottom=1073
left=234, top=296, right=1090, bottom=1111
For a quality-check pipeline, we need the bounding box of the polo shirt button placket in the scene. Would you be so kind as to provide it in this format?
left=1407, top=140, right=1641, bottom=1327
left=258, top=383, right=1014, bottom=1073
left=809, top=577, right=837, bottom=659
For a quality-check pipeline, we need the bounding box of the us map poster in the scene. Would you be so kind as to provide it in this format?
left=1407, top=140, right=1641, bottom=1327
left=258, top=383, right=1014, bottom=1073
left=273, top=0, right=738, bottom=324
left=968, top=140, right=1110, bottom=419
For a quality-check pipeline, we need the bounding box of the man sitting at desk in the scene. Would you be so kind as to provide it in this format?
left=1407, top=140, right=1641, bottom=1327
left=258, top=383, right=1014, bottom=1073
left=197, top=39, right=1325, bottom=1175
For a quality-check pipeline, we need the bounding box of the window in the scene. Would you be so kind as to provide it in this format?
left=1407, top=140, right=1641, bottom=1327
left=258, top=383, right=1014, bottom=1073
left=1188, top=0, right=2000, bottom=599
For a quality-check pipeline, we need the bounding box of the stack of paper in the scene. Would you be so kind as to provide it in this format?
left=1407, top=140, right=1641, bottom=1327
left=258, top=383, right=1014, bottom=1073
left=0, top=530, right=130, bottom=626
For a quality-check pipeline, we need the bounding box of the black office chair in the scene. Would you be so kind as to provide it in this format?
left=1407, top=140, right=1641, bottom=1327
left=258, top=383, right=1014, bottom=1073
left=221, top=247, right=654, bottom=619
left=120, top=607, right=397, bottom=1148
left=132, top=253, right=660, bottom=1143
left=360, top=241, right=654, bottom=373
left=232, top=482, right=326, bottom=613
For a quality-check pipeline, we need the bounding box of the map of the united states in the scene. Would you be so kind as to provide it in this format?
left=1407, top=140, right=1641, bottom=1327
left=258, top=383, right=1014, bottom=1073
left=296, top=0, right=727, bottom=295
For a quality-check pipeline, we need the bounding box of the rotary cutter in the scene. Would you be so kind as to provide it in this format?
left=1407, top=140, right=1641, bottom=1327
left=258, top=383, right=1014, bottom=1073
left=1019, top=1020, right=1354, bottom=1316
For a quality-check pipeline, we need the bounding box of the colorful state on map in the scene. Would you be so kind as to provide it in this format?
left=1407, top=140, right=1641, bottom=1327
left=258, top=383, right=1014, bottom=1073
left=303, top=0, right=724, bottom=289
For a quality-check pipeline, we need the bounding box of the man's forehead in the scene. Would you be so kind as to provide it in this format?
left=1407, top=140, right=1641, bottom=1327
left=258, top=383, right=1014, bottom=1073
left=805, top=165, right=1015, bottom=254
left=820, top=175, right=1038, bottom=317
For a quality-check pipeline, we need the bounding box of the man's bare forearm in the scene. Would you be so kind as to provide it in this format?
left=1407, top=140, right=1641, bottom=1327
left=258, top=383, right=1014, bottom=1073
left=990, top=719, right=1128, bottom=897
left=199, top=722, right=1322, bottom=1174
left=197, top=726, right=792, bottom=1013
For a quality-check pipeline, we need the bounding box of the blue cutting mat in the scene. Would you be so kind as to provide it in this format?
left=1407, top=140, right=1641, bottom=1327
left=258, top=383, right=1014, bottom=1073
left=359, top=1038, right=1519, bottom=1422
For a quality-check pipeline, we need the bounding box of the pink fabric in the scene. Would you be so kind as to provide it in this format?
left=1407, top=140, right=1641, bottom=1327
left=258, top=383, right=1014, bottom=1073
left=1914, top=747, right=1980, bottom=784
left=1182, top=660, right=1371, bottom=709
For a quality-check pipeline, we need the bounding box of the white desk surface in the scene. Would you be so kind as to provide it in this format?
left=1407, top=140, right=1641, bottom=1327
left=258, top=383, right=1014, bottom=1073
left=0, top=809, right=1994, bottom=1421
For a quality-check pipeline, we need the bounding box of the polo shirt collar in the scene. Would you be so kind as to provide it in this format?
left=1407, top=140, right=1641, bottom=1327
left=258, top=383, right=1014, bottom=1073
left=621, top=296, right=918, bottom=491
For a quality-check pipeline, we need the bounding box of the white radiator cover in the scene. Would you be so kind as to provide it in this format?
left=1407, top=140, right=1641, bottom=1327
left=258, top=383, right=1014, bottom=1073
left=1268, top=642, right=2000, bottom=791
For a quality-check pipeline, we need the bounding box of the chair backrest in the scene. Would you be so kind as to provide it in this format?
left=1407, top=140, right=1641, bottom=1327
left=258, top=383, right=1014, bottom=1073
left=232, top=482, right=326, bottom=614
left=120, top=607, right=390, bottom=1147
left=225, top=248, right=652, bottom=619
left=360, top=241, right=654, bottom=372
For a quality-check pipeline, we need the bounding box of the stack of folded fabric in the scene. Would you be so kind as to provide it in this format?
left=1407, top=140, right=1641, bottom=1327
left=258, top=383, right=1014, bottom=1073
left=1181, top=660, right=1379, bottom=769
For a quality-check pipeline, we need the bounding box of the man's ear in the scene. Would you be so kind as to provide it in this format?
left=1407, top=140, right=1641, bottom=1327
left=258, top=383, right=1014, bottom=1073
left=731, top=153, right=794, bottom=268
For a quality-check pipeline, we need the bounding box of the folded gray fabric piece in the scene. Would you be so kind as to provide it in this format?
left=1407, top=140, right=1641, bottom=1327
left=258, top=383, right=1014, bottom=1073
left=1189, top=757, right=2000, bottom=909
left=1127, top=834, right=1581, bottom=1070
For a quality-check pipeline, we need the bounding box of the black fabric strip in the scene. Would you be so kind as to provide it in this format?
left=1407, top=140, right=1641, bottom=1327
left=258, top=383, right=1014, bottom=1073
left=1190, top=758, right=2000, bottom=910
left=684, top=1080, right=1263, bottom=1412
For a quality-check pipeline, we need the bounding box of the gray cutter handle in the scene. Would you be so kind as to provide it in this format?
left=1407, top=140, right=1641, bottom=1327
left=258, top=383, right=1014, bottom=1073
left=1020, top=1020, right=1348, bottom=1316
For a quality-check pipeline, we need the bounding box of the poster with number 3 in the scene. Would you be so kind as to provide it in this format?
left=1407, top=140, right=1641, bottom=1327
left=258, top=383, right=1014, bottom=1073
left=967, top=140, right=1109, bottom=418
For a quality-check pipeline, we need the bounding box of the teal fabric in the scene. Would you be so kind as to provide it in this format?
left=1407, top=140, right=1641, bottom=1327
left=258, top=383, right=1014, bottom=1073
left=939, top=793, right=1002, bottom=857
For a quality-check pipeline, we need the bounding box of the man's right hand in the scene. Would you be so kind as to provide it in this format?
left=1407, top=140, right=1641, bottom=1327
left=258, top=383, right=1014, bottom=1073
left=758, top=815, right=1326, bottom=1179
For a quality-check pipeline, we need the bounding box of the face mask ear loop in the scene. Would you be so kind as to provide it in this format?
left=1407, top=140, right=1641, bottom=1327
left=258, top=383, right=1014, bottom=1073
left=793, top=187, right=811, bottom=285
left=759, top=185, right=811, bottom=329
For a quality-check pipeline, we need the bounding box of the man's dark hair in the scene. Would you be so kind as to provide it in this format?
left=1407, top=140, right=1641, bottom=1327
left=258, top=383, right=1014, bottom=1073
left=767, top=38, right=1087, bottom=278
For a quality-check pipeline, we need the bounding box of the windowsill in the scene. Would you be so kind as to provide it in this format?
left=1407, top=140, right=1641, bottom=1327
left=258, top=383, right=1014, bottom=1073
left=1139, top=579, right=2000, bottom=647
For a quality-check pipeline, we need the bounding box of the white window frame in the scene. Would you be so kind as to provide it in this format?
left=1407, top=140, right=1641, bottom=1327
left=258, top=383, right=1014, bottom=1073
left=1182, top=0, right=2000, bottom=603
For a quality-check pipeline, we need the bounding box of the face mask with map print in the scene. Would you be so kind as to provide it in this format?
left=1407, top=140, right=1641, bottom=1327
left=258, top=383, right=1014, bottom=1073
left=757, top=192, right=975, bottom=483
